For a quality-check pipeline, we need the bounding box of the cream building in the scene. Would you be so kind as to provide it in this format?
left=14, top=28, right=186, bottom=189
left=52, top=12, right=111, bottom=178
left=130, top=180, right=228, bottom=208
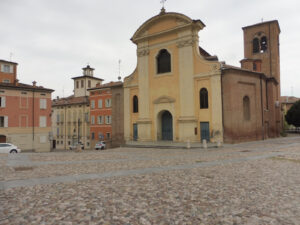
left=124, top=9, right=223, bottom=143
left=52, top=65, right=103, bottom=150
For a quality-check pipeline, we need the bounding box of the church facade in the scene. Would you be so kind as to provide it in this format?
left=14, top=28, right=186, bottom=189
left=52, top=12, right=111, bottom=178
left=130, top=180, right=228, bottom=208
left=124, top=9, right=281, bottom=144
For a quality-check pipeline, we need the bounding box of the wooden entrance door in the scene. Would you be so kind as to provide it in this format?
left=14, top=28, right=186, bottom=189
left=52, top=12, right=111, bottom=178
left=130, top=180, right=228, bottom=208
left=200, top=122, right=210, bottom=142
left=162, top=111, right=173, bottom=140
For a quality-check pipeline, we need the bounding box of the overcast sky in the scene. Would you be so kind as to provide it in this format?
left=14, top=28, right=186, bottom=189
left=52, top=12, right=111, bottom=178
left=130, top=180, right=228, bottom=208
left=1, top=0, right=299, bottom=98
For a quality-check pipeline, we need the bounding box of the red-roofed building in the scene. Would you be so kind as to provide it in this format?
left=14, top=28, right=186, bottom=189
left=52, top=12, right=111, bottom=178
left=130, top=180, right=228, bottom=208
left=0, top=59, right=53, bottom=152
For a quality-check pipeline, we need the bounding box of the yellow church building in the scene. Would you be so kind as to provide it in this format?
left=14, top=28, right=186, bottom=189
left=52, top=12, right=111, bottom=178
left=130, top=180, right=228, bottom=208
left=124, top=8, right=223, bottom=143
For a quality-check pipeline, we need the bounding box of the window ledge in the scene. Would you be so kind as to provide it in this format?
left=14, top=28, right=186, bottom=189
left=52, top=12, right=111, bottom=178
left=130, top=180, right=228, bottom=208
left=155, top=72, right=173, bottom=77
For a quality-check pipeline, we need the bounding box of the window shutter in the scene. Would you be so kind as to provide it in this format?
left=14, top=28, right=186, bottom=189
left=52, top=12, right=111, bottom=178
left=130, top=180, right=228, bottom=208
left=1, top=97, right=6, bottom=107
left=40, top=116, right=46, bottom=127
left=4, top=116, right=8, bottom=127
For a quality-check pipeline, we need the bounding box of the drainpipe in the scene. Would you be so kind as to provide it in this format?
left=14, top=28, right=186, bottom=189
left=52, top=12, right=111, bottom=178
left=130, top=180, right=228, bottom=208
left=260, top=75, right=265, bottom=140
left=220, top=68, right=225, bottom=143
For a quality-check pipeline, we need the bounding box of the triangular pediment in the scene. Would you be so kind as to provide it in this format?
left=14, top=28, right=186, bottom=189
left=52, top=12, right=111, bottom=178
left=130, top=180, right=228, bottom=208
left=131, top=12, right=205, bottom=44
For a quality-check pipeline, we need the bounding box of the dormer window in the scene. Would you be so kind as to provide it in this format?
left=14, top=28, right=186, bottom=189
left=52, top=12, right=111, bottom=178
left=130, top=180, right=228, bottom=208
left=157, top=49, right=171, bottom=74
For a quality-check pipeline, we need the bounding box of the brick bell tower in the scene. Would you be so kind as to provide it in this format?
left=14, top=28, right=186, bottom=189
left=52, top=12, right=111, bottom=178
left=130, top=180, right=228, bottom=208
left=241, top=20, right=281, bottom=138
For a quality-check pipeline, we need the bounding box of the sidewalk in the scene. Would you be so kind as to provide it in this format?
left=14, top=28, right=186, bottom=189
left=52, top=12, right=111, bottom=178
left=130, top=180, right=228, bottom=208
left=125, top=140, right=222, bottom=149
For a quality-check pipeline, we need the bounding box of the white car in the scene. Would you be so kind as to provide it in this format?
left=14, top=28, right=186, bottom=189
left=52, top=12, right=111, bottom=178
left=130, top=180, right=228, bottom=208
left=0, top=143, right=21, bottom=154
left=95, top=141, right=106, bottom=150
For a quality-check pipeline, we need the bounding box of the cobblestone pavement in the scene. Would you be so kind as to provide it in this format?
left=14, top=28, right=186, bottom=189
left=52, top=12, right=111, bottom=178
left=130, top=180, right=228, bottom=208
left=0, top=137, right=300, bottom=224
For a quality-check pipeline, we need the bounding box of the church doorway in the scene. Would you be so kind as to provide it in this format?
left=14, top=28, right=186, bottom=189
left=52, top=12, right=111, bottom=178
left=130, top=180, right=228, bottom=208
left=0, top=135, right=6, bottom=143
left=158, top=111, right=173, bottom=141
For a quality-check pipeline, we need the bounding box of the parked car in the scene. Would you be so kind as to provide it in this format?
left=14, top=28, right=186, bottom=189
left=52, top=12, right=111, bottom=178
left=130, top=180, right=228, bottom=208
left=69, top=142, right=84, bottom=150
left=95, top=141, right=106, bottom=150
left=0, top=143, right=21, bottom=154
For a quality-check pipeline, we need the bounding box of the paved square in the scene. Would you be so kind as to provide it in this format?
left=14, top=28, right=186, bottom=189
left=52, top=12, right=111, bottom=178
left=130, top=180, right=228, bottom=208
left=1, top=137, right=300, bottom=224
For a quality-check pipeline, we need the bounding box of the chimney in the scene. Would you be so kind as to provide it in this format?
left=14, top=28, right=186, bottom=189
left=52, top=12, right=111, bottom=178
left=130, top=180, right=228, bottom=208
left=32, top=81, right=37, bottom=87
left=14, top=79, right=19, bottom=86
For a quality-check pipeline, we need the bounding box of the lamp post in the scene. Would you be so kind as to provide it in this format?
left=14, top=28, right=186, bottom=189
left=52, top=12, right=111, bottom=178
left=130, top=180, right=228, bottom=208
left=78, top=118, right=81, bottom=143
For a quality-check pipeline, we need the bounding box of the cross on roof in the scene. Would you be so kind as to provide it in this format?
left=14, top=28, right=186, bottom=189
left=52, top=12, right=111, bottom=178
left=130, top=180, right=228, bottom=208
left=160, top=0, right=166, bottom=8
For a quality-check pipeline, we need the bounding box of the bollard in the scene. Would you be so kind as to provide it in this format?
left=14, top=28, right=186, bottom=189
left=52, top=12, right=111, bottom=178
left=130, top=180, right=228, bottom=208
left=186, top=139, right=191, bottom=149
left=202, top=139, right=207, bottom=149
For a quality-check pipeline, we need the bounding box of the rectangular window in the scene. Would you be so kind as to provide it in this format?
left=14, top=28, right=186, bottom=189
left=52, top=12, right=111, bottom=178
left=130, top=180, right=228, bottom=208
left=0, top=96, right=6, bottom=108
left=81, top=80, right=84, bottom=88
left=39, top=116, right=46, bottom=127
left=97, top=116, right=103, bottom=124
left=0, top=116, right=8, bottom=127
left=105, top=115, right=111, bottom=124
left=91, top=116, right=95, bottom=124
left=3, top=79, right=10, bottom=83
left=91, top=132, right=95, bottom=140
left=57, top=114, right=60, bottom=123
left=106, top=133, right=110, bottom=139
left=91, top=100, right=95, bottom=109
left=76, top=81, right=79, bottom=88
left=105, top=99, right=111, bottom=107
left=57, top=127, right=60, bottom=136
left=98, top=99, right=103, bottom=108
left=1, top=64, right=13, bottom=73
left=88, top=80, right=91, bottom=88
left=40, top=99, right=47, bottom=109
left=85, top=112, right=89, bottom=122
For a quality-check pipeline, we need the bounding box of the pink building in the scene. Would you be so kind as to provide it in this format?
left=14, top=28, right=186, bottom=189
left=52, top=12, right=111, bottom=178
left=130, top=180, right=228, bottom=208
left=0, top=59, right=53, bottom=152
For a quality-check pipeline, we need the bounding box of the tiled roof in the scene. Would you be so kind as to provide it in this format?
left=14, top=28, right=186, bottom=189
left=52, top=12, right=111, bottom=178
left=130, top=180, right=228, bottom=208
left=280, top=96, right=300, bottom=103
left=88, top=81, right=123, bottom=91
left=0, top=82, right=53, bottom=92
left=52, top=96, right=89, bottom=106
left=0, top=59, right=18, bottom=65
left=71, top=75, right=104, bottom=81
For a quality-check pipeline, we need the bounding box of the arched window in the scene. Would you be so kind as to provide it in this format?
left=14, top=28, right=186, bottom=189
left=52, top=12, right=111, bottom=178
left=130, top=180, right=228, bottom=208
left=253, top=38, right=259, bottom=53
left=243, top=96, right=250, bottom=121
left=200, top=88, right=208, bottom=109
left=133, top=95, right=138, bottom=113
left=260, top=36, right=267, bottom=52
left=157, top=49, right=171, bottom=74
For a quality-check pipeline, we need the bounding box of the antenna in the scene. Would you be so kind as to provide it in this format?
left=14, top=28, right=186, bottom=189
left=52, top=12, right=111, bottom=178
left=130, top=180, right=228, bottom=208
left=9, top=52, right=13, bottom=61
left=118, top=59, right=121, bottom=81
left=291, top=86, right=294, bottom=96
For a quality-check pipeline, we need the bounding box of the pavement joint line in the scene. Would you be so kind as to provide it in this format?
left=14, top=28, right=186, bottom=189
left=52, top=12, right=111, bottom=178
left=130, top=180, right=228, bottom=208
left=0, top=152, right=282, bottom=190
left=5, top=142, right=299, bottom=168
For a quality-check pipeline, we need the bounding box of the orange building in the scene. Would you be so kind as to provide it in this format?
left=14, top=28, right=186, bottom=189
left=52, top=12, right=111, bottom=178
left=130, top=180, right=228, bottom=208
left=0, top=59, right=53, bottom=152
left=89, top=83, right=113, bottom=146
left=88, top=81, right=124, bottom=148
